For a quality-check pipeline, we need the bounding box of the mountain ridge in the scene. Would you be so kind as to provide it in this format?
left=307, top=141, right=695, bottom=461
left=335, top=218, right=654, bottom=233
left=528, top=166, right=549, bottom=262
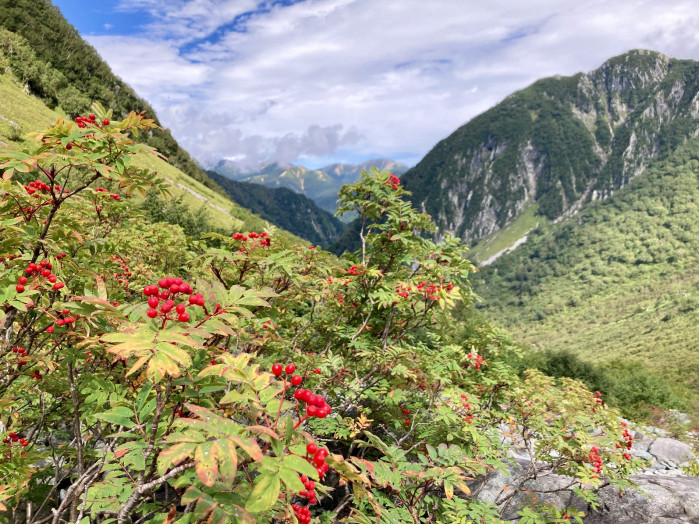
left=399, top=49, right=699, bottom=244
left=214, top=158, right=409, bottom=215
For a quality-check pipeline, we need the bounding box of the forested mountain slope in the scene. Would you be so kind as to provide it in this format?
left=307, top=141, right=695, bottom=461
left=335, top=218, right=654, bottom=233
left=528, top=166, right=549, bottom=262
left=400, top=49, right=699, bottom=244
left=473, top=137, right=699, bottom=391
left=206, top=170, right=347, bottom=245
left=215, top=159, right=408, bottom=215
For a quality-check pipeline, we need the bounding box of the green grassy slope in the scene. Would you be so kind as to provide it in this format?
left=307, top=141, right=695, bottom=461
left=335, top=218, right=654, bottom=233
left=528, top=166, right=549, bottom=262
left=0, top=72, right=281, bottom=235
left=473, top=138, right=699, bottom=392
left=0, top=0, right=222, bottom=193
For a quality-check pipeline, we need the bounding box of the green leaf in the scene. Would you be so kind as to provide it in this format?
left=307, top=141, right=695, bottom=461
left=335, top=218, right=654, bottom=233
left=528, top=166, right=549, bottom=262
left=245, top=474, right=280, bottom=513
left=281, top=454, right=319, bottom=480
left=94, top=407, right=135, bottom=428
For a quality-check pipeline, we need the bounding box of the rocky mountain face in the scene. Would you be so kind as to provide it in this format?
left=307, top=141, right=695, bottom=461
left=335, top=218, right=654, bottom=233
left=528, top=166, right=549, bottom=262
left=400, top=49, right=699, bottom=243
left=214, top=159, right=408, bottom=214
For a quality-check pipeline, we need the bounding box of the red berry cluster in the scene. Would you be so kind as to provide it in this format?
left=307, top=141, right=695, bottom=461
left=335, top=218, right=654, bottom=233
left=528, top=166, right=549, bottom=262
left=396, top=284, right=411, bottom=299
left=291, top=441, right=328, bottom=523
left=15, top=258, right=64, bottom=293
left=23, top=179, right=51, bottom=196
left=459, top=394, right=475, bottom=424
left=94, top=187, right=121, bottom=201
left=271, top=363, right=304, bottom=386
left=588, top=446, right=603, bottom=476
left=30, top=369, right=43, bottom=380
left=75, top=113, right=109, bottom=128
left=47, top=308, right=77, bottom=333
left=142, top=277, right=203, bottom=322
left=232, top=231, right=271, bottom=249
left=2, top=432, right=28, bottom=452
left=401, top=407, right=411, bottom=426
left=293, top=387, right=331, bottom=419
left=386, top=174, right=400, bottom=190
left=616, top=423, right=633, bottom=460
left=292, top=502, right=312, bottom=524
left=465, top=353, right=485, bottom=371
left=11, top=346, right=28, bottom=367
left=417, top=281, right=453, bottom=301
left=110, top=256, right=132, bottom=290
left=347, top=265, right=364, bottom=275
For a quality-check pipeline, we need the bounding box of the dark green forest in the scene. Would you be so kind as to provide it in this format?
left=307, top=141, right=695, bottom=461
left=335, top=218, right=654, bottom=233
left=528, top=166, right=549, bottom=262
left=207, top=171, right=347, bottom=245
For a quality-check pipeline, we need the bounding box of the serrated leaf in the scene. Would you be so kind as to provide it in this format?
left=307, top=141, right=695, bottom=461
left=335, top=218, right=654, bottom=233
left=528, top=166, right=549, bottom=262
left=245, top=474, right=280, bottom=513
left=195, top=442, right=219, bottom=487
left=158, top=442, right=196, bottom=475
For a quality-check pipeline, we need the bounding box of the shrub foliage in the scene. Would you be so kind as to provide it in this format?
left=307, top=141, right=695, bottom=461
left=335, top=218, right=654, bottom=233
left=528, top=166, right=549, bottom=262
left=0, top=110, right=640, bottom=523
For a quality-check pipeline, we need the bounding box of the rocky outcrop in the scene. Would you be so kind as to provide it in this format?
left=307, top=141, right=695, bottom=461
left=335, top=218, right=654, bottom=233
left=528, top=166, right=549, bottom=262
left=475, top=420, right=699, bottom=522
left=472, top=459, right=699, bottom=523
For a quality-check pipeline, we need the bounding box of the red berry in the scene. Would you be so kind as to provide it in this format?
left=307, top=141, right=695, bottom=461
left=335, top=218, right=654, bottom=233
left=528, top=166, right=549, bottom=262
left=148, top=296, right=159, bottom=308
left=103, top=119, right=110, bottom=125
left=158, top=279, right=168, bottom=288
left=271, top=363, right=283, bottom=376
left=53, top=282, right=64, bottom=290
left=175, top=304, right=186, bottom=314
left=65, top=143, right=72, bottom=150
left=294, top=389, right=305, bottom=400
left=46, top=326, right=54, bottom=333
left=291, top=374, right=303, bottom=386
left=15, top=284, right=24, bottom=292
left=285, top=364, right=296, bottom=375
left=146, top=308, right=158, bottom=318
left=306, top=442, right=318, bottom=455
left=18, top=276, right=27, bottom=284
left=178, top=312, right=190, bottom=322
left=307, top=405, right=318, bottom=417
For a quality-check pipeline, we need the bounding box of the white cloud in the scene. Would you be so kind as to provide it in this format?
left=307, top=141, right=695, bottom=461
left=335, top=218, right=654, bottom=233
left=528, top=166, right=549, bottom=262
left=83, top=0, right=699, bottom=169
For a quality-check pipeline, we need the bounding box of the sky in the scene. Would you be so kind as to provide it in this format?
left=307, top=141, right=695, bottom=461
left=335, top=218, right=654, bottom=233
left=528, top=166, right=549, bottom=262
left=53, top=0, right=699, bottom=171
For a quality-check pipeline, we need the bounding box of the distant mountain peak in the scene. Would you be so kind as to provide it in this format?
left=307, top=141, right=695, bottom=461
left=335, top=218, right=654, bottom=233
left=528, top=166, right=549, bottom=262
left=213, top=158, right=409, bottom=215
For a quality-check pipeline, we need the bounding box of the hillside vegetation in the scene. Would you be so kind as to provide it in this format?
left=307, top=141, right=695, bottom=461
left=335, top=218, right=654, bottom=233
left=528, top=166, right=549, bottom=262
left=0, top=69, right=303, bottom=238
left=473, top=137, right=699, bottom=396
left=0, top=113, right=646, bottom=520
left=0, top=0, right=223, bottom=193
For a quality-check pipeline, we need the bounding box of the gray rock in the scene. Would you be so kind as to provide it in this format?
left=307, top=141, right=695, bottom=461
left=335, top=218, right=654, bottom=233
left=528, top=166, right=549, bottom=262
left=582, top=475, right=699, bottom=523
left=649, top=438, right=696, bottom=465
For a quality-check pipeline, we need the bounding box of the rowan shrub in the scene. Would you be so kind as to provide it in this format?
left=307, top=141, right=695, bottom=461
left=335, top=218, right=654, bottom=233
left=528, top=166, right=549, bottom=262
left=0, top=107, right=640, bottom=523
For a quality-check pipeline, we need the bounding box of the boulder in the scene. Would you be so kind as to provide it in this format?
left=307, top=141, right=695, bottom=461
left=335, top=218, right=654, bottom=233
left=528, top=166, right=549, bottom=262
left=583, top=475, right=699, bottom=523
left=649, top=438, right=696, bottom=465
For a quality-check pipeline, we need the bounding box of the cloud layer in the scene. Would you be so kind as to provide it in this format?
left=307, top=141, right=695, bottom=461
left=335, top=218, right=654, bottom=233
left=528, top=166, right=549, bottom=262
left=72, top=0, right=699, bottom=169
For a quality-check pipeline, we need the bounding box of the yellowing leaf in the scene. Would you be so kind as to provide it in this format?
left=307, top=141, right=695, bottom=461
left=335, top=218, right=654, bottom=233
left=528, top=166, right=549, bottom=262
left=195, top=443, right=219, bottom=487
